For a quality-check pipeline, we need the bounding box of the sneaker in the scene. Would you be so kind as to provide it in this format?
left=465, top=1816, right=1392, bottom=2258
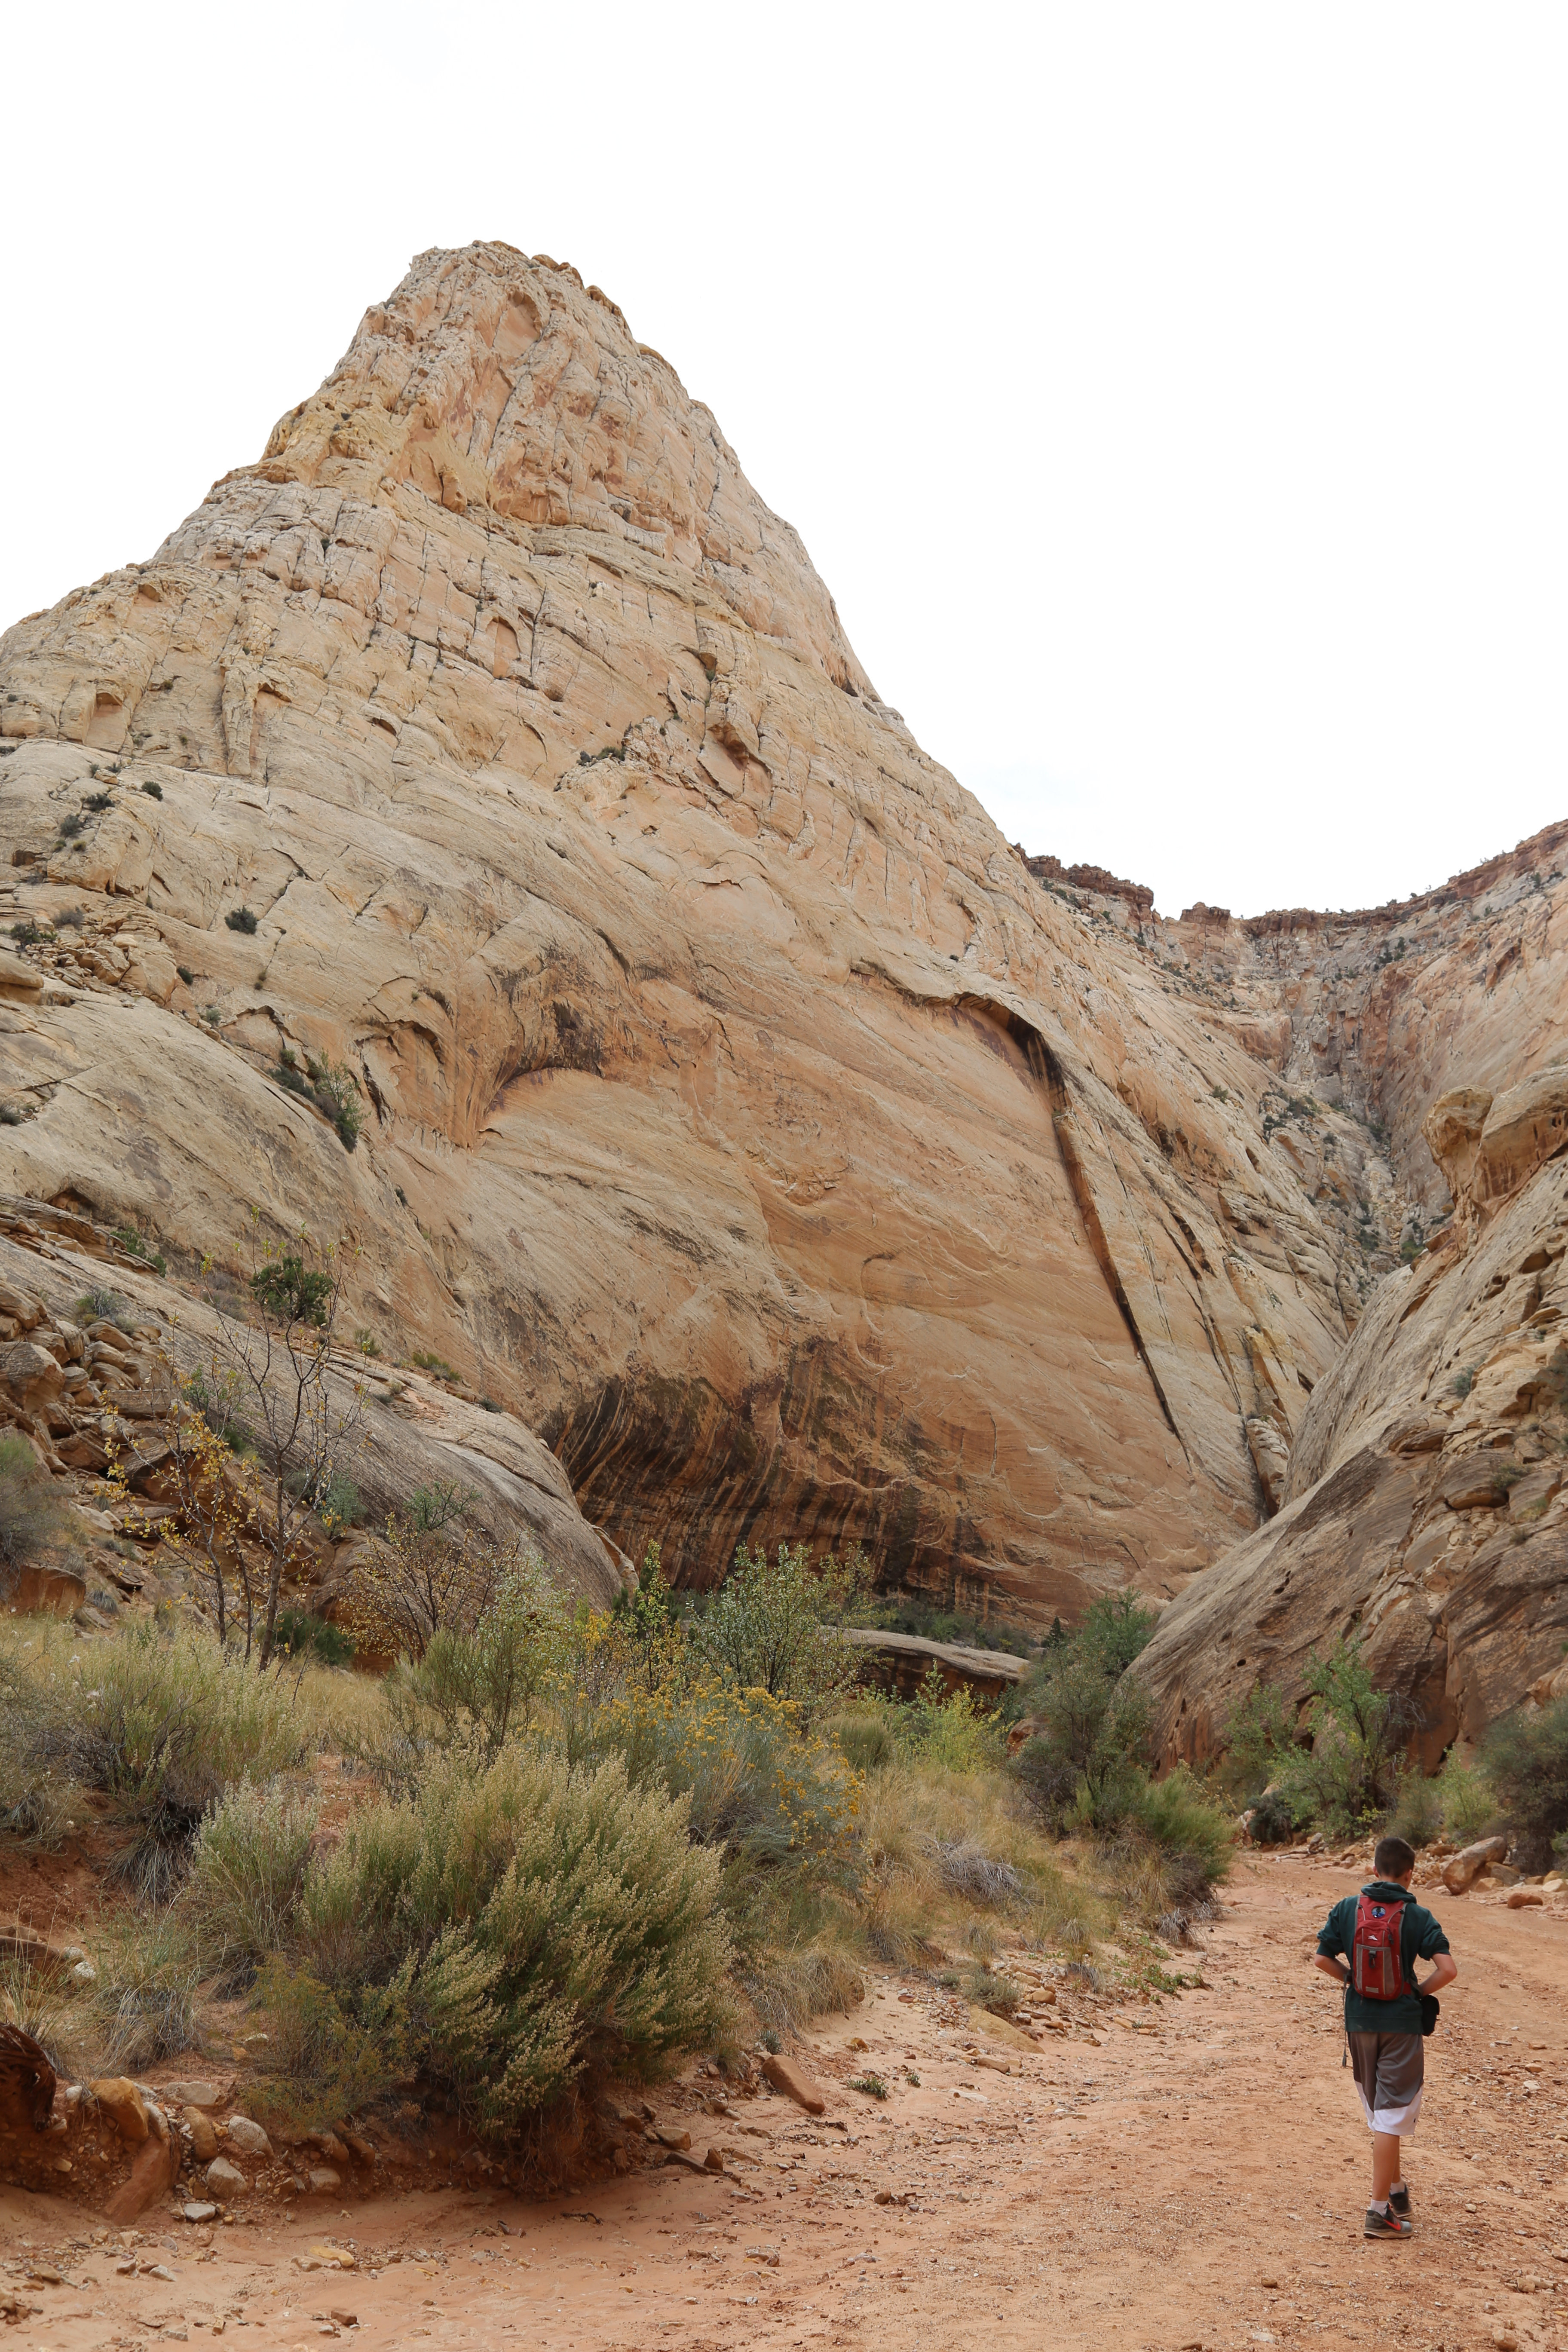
left=1364, top=2205, right=1413, bottom=2239
left=1389, top=2186, right=1411, bottom=2217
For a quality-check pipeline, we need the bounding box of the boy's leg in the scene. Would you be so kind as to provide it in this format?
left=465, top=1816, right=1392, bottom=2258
left=1371, top=2132, right=1400, bottom=2206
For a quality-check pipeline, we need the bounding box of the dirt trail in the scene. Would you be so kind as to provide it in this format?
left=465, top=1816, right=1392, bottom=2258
left=4, top=1856, right=1566, bottom=2350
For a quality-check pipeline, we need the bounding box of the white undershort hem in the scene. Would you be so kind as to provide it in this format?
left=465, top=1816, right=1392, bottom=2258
left=1357, top=2090, right=1423, bottom=2135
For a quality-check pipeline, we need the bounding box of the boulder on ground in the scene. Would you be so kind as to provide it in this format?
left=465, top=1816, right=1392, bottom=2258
left=1443, top=1836, right=1510, bottom=1894
left=224, top=2113, right=273, bottom=2157
left=206, top=2155, right=246, bottom=2193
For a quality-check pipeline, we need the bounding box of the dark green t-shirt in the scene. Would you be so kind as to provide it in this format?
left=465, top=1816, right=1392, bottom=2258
left=1317, top=1881, right=1450, bottom=2035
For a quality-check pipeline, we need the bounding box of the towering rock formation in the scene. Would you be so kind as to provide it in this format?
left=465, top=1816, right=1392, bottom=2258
left=0, top=242, right=1364, bottom=1620
left=2, top=242, right=1562, bottom=1724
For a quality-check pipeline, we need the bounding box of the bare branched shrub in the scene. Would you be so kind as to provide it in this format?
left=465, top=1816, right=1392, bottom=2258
left=930, top=1837, right=1023, bottom=1908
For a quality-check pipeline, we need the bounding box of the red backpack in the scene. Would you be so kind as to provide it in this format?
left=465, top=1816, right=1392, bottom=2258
left=1352, top=1892, right=1409, bottom=2000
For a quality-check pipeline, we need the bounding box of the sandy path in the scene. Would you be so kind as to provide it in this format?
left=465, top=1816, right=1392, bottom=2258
left=5, top=1855, right=1566, bottom=2349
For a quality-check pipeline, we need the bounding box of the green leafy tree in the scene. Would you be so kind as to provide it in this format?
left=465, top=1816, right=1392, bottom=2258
left=695, top=1539, right=868, bottom=1713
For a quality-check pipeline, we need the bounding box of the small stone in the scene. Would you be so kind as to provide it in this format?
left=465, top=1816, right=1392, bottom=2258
left=760, top=2053, right=826, bottom=2116
left=206, top=2156, right=246, bottom=2193
left=165, top=2082, right=225, bottom=2110
left=330, top=2309, right=358, bottom=2329
left=703, top=2147, right=725, bottom=2173
left=1507, top=1889, right=1545, bottom=1909
left=224, top=2114, right=273, bottom=2158
left=651, top=2125, right=691, bottom=2150
left=182, top=2201, right=218, bottom=2223
left=308, top=2166, right=342, bottom=2193
left=142, top=2262, right=176, bottom=2281
left=186, top=2108, right=220, bottom=2161
left=70, top=1958, right=98, bottom=1983
left=343, top=2132, right=377, bottom=2166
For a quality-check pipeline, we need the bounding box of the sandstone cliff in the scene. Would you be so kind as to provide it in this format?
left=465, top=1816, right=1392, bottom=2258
left=0, top=242, right=1376, bottom=1618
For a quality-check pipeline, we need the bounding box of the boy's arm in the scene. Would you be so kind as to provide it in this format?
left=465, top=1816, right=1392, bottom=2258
left=1419, top=1951, right=1458, bottom=1993
left=1313, top=1951, right=1350, bottom=1985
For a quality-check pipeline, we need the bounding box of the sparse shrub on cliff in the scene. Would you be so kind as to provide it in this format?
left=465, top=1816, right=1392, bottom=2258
left=141, top=780, right=163, bottom=799
left=74, top=1284, right=135, bottom=1332
left=1452, top=1365, right=1476, bottom=1397
left=225, top=905, right=259, bottom=933
left=0, top=1434, right=72, bottom=1590
left=1226, top=1638, right=1412, bottom=1843
left=1480, top=1697, right=1568, bottom=1871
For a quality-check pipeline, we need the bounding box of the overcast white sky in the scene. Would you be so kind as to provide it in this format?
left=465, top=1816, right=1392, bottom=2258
left=4, top=4, right=1564, bottom=918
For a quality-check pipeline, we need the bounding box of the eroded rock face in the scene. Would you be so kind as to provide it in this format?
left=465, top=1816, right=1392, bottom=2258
left=0, top=242, right=1381, bottom=1617
left=1138, top=1122, right=1568, bottom=1756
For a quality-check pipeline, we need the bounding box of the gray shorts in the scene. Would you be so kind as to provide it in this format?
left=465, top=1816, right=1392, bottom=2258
left=1347, top=2031, right=1424, bottom=2135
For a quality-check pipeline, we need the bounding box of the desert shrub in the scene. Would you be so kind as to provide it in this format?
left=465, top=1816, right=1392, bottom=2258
left=303, top=1057, right=364, bottom=1150
left=57, top=905, right=86, bottom=927
left=693, top=1539, right=869, bottom=1715
left=1026, top=1643, right=1152, bottom=1828
left=113, top=1225, right=165, bottom=1275
left=1435, top=1749, right=1496, bottom=1843
left=592, top=1670, right=860, bottom=1867
left=56, top=812, right=84, bottom=840
left=1274, top=1639, right=1413, bottom=1840
left=0, top=1623, right=306, bottom=1891
left=1452, top=1367, right=1475, bottom=1398
left=84, top=1909, right=202, bottom=2074
left=1382, top=1766, right=1444, bottom=1850
left=966, top=1963, right=1020, bottom=2017
left=271, top=1606, right=355, bottom=1669
left=896, top=1669, right=1004, bottom=1772
left=848, top=2070, right=888, bottom=2098
left=1077, top=1589, right=1160, bottom=1678
left=828, top=1708, right=894, bottom=1773
left=338, top=1495, right=513, bottom=1664
left=931, top=1836, right=1023, bottom=1908
left=378, top=1553, right=570, bottom=1769
left=1222, top=1681, right=1300, bottom=1801
left=83, top=791, right=113, bottom=813
left=276, top=1747, right=733, bottom=2135
left=225, top=906, right=259, bottom=933
left=249, top=1254, right=332, bottom=1327
left=314, top=1471, right=360, bottom=1537
left=184, top=1780, right=320, bottom=1980
left=1246, top=1787, right=1296, bottom=1845
left=0, top=1434, right=71, bottom=1584
left=1134, top=1767, right=1233, bottom=1894
left=142, top=781, right=164, bottom=800
left=1480, top=1698, right=1568, bottom=1870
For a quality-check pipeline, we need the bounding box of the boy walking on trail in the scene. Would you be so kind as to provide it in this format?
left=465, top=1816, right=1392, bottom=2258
left=1316, top=1834, right=1457, bottom=2239
left=1313, top=1833, right=1458, bottom=2239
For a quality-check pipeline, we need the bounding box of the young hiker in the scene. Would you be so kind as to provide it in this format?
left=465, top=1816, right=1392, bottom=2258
left=1313, top=1833, right=1458, bottom=2239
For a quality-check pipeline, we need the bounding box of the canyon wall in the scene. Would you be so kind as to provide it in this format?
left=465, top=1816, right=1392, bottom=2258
left=0, top=242, right=1369, bottom=1620
left=2, top=238, right=1562, bottom=1718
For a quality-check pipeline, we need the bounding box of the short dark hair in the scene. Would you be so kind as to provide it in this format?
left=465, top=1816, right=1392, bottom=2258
left=1374, top=1834, right=1417, bottom=1880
